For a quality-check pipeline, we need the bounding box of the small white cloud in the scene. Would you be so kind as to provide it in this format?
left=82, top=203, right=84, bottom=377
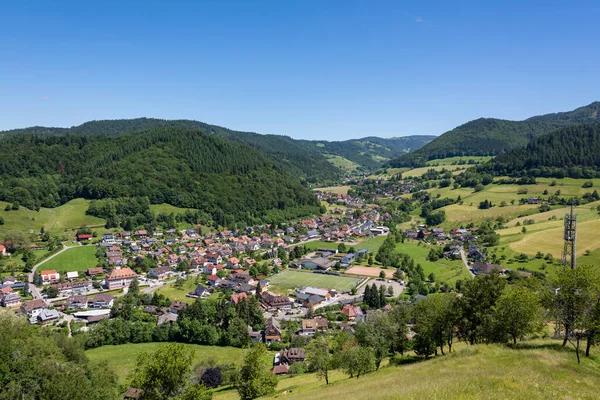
left=416, top=17, right=423, bottom=23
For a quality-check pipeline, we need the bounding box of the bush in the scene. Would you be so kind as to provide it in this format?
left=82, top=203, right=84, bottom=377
left=288, top=362, right=307, bottom=376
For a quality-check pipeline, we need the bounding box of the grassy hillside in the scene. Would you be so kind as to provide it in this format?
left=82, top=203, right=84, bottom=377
left=0, top=199, right=105, bottom=236
left=245, top=342, right=600, bottom=400
left=308, top=136, right=436, bottom=169
left=391, top=101, right=600, bottom=167
left=86, top=343, right=249, bottom=383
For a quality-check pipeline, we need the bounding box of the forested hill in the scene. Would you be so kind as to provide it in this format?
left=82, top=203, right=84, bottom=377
left=0, top=118, right=342, bottom=186
left=0, top=128, right=322, bottom=226
left=0, top=118, right=433, bottom=176
left=389, top=101, right=600, bottom=167
left=479, top=123, right=600, bottom=178
left=303, top=135, right=436, bottom=169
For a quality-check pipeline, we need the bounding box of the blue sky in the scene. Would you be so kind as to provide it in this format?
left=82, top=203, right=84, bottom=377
left=1, top=0, right=599, bottom=140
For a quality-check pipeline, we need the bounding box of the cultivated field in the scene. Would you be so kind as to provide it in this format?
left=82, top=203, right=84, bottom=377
left=509, top=219, right=600, bottom=258
left=346, top=266, right=394, bottom=278
left=37, top=246, right=98, bottom=273
left=269, top=270, right=360, bottom=291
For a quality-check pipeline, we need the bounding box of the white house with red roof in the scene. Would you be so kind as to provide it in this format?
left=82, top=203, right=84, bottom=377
left=40, top=270, right=60, bottom=284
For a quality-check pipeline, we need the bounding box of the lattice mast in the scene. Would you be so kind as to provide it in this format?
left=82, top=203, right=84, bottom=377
left=562, top=202, right=577, bottom=269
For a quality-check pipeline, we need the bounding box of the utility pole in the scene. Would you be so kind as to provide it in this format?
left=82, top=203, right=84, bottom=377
left=562, top=202, right=577, bottom=269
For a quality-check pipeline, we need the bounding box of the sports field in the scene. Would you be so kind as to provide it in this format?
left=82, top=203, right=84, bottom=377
left=269, top=270, right=360, bottom=291
left=346, top=266, right=394, bottom=278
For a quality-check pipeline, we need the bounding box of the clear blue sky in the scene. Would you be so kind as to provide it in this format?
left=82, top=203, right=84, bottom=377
left=1, top=0, right=599, bottom=140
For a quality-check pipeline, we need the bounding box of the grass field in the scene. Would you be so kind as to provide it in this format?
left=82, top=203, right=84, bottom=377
left=315, top=186, right=352, bottom=195
left=394, top=242, right=470, bottom=285
left=237, top=341, right=600, bottom=400
left=269, top=270, right=360, bottom=291
left=37, top=246, right=98, bottom=273
left=509, top=219, right=600, bottom=258
left=0, top=198, right=105, bottom=236
left=155, top=277, right=200, bottom=304
left=148, top=203, right=196, bottom=215
left=403, top=165, right=470, bottom=178
left=86, top=343, right=249, bottom=383
left=323, top=155, right=362, bottom=172
left=426, top=156, right=493, bottom=166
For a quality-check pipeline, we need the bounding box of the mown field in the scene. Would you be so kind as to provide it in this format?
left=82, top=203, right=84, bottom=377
left=155, top=277, right=204, bottom=304
left=394, top=242, right=470, bottom=285
left=426, top=156, right=493, bottom=166
left=86, top=343, right=250, bottom=383
left=315, top=186, right=352, bottom=195
left=323, top=155, right=362, bottom=172
left=269, top=270, right=361, bottom=292
left=225, top=341, right=600, bottom=400
left=0, top=199, right=105, bottom=236
left=37, top=246, right=98, bottom=273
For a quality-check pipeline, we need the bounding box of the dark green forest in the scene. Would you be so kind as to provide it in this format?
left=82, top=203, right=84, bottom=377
left=0, top=128, right=322, bottom=226
left=390, top=102, right=600, bottom=167
left=0, top=118, right=342, bottom=186
left=479, top=124, right=600, bottom=178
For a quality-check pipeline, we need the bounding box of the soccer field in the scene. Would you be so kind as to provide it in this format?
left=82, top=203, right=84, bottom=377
left=269, top=270, right=360, bottom=291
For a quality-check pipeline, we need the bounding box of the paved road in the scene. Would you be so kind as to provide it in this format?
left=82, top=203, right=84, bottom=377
left=460, top=248, right=475, bottom=278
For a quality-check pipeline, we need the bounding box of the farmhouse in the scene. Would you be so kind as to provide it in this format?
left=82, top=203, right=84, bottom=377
left=264, top=317, right=282, bottom=343
left=280, top=348, right=306, bottom=364
left=105, top=267, right=138, bottom=289
left=301, top=317, right=328, bottom=335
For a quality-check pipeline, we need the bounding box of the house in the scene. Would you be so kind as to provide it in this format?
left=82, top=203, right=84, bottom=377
left=231, top=292, right=248, bottom=305
left=0, top=244, right=6, bottom=256
left=303, top=294, right=324, bottom=308
left=76, top=233, right=93, bottom=242
left=124, top=388, right=143, bottom=400
left=104, top=267, right=138, bottom=290
left=207, top=275, right=221, bottom=287
left=37, top=308, right=60, bottom=325
left=40, top=269, right=60, bottom=284
left=271, top=364, right=289, bottom=375
left=66, top=271, right=79, bottom=280
left=87, top=267, right=104, bottom=276
left=227, top=257, right=240, bottom=268
left=280, top=348, right=306, bottom=364
left=261, top=292, right=293, bottom=311
left=102, top=233, right=116, bottom=243
left=301, top=317, right=328, bottom=336
left=169, top=301, right=187, bottom=314
left=148, top=266, right=172, bottom=280
left=66, top=295, right=88, bottom=310
left=188, top=284, right=210, bottom=298
left=264, top=317, right=282, bottom=343
left=1, top=292, right=22, bottom=307
left=89, top=294, right=114, bottom=309
left=157, top=312, right=178, bottom=326
left=206, top=253, right=222, bottom=264
left=471, top=262, right=503, bottom=275
left=341, top=305, right=363, bottom=321
left=134, top=230, right=148, bottom=238
left=21, top=299, right=47, bottom=318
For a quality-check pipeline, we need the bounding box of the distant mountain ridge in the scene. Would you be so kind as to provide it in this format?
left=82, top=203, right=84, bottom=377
left=0, top=118, right=433, bottom=175
left=389, top=102, right=600, bottom=167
